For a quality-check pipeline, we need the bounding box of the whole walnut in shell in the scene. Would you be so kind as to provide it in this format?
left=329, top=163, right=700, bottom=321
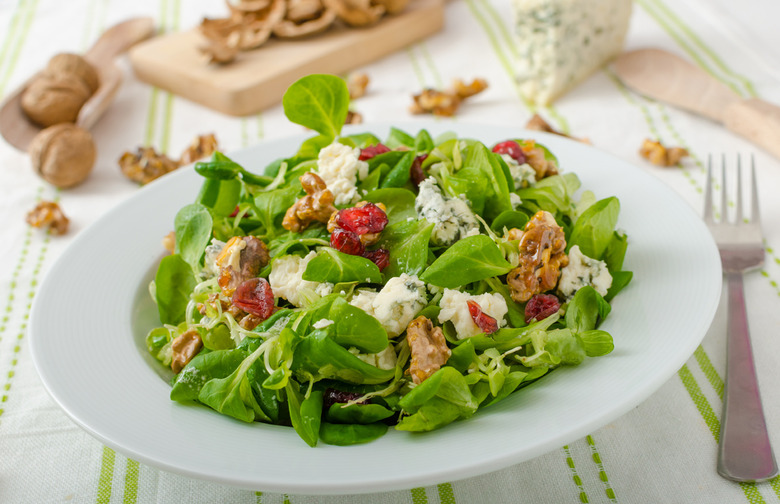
left=46, top=53, right=99, bottom=93
left=29, top=123, right=96, bottom=188
left=21, top=75, right=92, bottom=127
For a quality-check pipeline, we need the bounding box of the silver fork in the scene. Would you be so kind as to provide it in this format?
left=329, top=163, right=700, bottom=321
left=704, top=154, right=778, bottom=482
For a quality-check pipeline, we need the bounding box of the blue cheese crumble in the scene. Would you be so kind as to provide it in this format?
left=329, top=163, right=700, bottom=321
left=415, top=177, right=480, bottom=246
left=349, top=273, right=428, bottom=337
left=438, top=289, right=508, bottom=339
left=316, top=142, right=368, bottom=205
left=558, top=245, right=613, bottom=299
left=512, top=0, right=632, bottom=104
left=268, top=251, right=334, bottom=308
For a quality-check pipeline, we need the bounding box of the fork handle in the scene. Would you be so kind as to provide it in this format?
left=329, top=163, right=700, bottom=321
left=718, top=272, right=778, bottom=482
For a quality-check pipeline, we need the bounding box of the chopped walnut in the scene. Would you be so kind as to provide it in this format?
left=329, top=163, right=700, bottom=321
left=506, top=211, right=568, bottom=303
left=282, top=172, right=337, bottom=232
left=345, top=110, right=363, bottom=125
left=521, top=140, right=559, bottom=180
left=216, top=235, right=270, bottom=296
left=180, top=133, right=219, bottom=165
left=347, top=72, right=370, bottom=99
left=26, top=201, right=69, bottom=235
left=407, top=316, right=451, bottom=385
left=639, top=139, right=689, bottom=167
left=525, top=114, right=590, bottom=144
left=410, top=78, right=488, bottom=117
left=162, top=231, right=176, bottom=254
left=171, top=329, right=203, bottom=373
left=119, top=147, right=179, bottom=185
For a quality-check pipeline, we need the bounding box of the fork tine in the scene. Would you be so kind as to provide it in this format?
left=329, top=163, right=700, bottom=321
left=721, top=154, right=729, bottom=223
left=703, top=154, right=714, bottom=223
left=736, top=155, right=743, bottom=223
left=751, top=154, right=761, bottom=226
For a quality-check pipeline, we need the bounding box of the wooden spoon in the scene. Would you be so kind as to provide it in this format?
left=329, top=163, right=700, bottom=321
left=0, top=17, right=155, bottom=152
left=614, top=48, right=780, bottom=160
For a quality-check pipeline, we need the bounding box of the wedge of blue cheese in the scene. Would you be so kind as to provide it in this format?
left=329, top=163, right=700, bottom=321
left=512, top=0, right=632, bottom=104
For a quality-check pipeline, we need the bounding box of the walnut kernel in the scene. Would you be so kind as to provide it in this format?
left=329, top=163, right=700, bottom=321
left=25, top=201, right=70, bottom=235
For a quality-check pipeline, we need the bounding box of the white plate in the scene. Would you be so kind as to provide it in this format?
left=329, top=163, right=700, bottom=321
left=29, top=123, right=722, bottom=495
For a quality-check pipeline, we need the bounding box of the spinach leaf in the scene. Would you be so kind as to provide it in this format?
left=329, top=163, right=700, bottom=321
left=605, top=270, right=633, bottom=302
left=174, top=203, right=212, bottom=272
left=302, top=248, right=382, bottom=284
left=326, top=402, right=394, bottom=424
left=319, top=422, right=388, bottom=445
left=154, top=254, right=197, bottom=325
left=414, top=129, right=434, bottom=152
left=194, top=152, right=241, bottom=180
left=568, top=197, right=620, bottom=260
left=363, top=188, right=417, bottom=225
left=490, top=210, right=529, bottom=234
left=421, top=235, right=514, bottom=288
left=375, top=219, right=434, bottom=278
left=604, top=230, right=629, bottom=272
left=170, top=348, right=246, bottom=401
left=282, top=74, right=349, bottom=140
left=396, top=367, right=478, bottom=432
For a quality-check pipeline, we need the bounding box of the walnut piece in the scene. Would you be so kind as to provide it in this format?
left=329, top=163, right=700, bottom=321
left=525, top=113, right=590, bottom=144
left=345, top=110, right=363, bottom=125
left=119, top=147, right=179, bottom=185
left=162, top=231, right=176, bottom=254
left=282, top=172, right=337, bottom=232
left=25, top=201, right=70, bottom=235
left=179, top=133, right=219, bottom=165
left=29, top=123, right=96, bottom=188
left=273, top=2, right=337, bottom=38
left=171, top=329, right=203, bottom=373
left=347, top=72, right=370, bottom=99
left=639, top=139, right=689, bottom=167
left=506, top=210, right=569, bottom=303
left=216, top=235, right=270, bottom=296
left=522, top=139, right=559, bottom=180
left=323, top=0, right=385, bottom=27
left=407, top=316, right=451, bottom=385
left=410, top=78, right=488, bottom=117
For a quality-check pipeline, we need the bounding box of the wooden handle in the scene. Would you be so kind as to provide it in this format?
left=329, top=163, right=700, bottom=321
left=85, top=17, right=155, bottom=66
left=724, top=98, right=780, bottom=160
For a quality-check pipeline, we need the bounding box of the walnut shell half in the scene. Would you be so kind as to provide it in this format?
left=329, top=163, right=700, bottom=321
left=29, top=123, right=96, bottom=188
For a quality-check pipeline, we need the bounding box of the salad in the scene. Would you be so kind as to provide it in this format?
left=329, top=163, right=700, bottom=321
left=145, top=74, right=633, bottom=447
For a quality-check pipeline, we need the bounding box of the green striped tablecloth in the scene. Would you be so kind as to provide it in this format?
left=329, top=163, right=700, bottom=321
left=1, top=0, right=779, bottom=502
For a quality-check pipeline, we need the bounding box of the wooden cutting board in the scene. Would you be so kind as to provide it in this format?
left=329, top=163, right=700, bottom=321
left=129, top=0, right=444, bottom=116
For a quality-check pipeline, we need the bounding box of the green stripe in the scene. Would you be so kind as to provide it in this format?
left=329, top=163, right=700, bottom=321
left=122, top=459, right=140, bottom=504
left=0, top=0, right=41, bottom=98
left=678, top=365, right=719, bottom=440
left=463, top=0, right=534, bottom=113
left=406, top=46, right=427, bottom=88
left=144, top=87, right=160, bottom=147
left=654, top=102, right=704, bottom=193
left=563, top=445, right=590, bottom=503
left=586, top=435, right=617, bottom=502
left=693, top=346, right=724, bottom=399
left=0, top=0, right=28, bottom=76
left=437, top=483, right=456, bottom=504
left=635, top=0, right=743, bottom=97
left=255, top=491, right=263, bottom=504
left=644, top=0, right=757, bottom=98
left=96, top=446, right=117, bottom=504
left=282, top=495, right=291, bottom=504
left=418, top=43, right=443, bottom=90
left=257, top=113, right=264, bottom=140
left=410, top=487, right=428, bottom=504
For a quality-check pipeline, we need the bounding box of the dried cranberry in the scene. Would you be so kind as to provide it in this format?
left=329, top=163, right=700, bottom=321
left=467, top=300, right=499, bottom=334
left=363, top=248, right=390, bottom=271
left=336, top=203, right=388, bottom=235
left=410, top=153, right=429, bottom=187
left=232, top=278, right=275, bottom=320
left=229, top=205, right=241, bottom=217
left=330, top=227, right=365, bottom=255
left=323, top=388, right=369, bottom=410
left=359, top=143, right=391, bottom=161
left=492, top=140, right=526, bottom=164
left=524, top=293, right=561, bottom=323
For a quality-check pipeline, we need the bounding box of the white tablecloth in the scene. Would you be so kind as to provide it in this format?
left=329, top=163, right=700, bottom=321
left=2, top=0, right=780, bottom=502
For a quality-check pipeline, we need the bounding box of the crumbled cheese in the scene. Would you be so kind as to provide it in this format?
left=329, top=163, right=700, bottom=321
left=348, top=345, right=398, bottom=370
left=502, top=154, right=537, bottom=188
left=268, top=251, right=334, bottom=307
left=316, top=142, right=369, bottom=205
left=312, top=318, right=335, bottom=330
left=202, top=238, right=226, bottom=278
left=215, top=236, right=247, bottom=273
left=558, top=245, right=613, bottom=299
left=349, top=273, right=428, bottom=337
left=512, top=0, right=632, bottom=104
left=438, top=288, right=508, bottom=339
left=415, top=177, right=480, bottom=246
left=510, top=192, right=523, bottom=209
